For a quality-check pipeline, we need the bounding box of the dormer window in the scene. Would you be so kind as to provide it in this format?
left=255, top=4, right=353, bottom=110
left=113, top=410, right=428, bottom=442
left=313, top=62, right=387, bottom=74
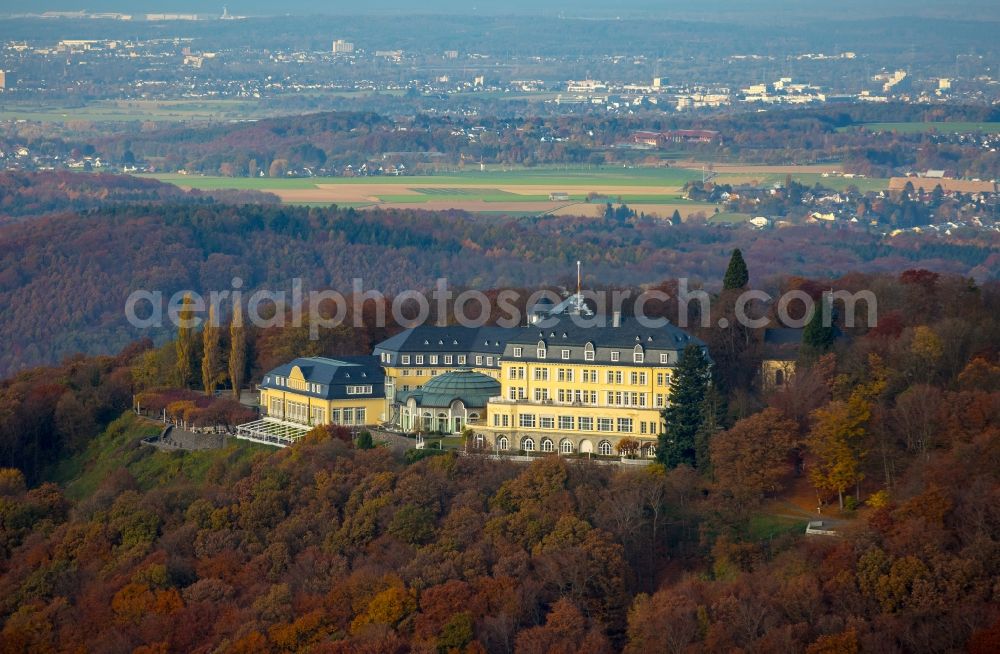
left=513, top=346, right=523, bottom=357
left=584, top=342, right=595, bottom=361
left=561, top=349, right=570, bottom=360
left=537, top=347, right=546, bottom=359
left=611, top=351, right=620, bottom=362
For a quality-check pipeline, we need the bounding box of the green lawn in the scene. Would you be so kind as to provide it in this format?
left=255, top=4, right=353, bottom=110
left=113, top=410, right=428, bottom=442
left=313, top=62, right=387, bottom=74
left=708, top=211, right=751, bottom=224
left=845, top=121, right=1000, bottom=134
left=48, top=414, right=270, bottom=501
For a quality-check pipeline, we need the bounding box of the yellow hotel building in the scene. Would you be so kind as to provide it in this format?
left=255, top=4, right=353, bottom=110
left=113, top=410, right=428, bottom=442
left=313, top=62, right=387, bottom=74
left=480, top=313, right=704, bottom=457
left=258, top=356, right=385, bottom=427
left=372, top=298, right=707, bottom=457
left=242, top=297, right=707, bottom=452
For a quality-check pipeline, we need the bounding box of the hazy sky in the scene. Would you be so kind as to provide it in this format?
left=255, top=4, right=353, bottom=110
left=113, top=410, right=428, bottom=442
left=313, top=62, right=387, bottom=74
left=6, top=1, right=1000, bottom=21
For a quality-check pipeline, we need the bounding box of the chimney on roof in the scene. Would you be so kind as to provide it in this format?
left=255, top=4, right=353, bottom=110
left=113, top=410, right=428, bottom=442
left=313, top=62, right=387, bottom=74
left=612, top=311, right=621, bottom=328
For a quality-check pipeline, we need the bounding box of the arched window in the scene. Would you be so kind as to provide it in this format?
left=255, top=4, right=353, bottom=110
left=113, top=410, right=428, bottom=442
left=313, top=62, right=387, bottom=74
left=633, top=344, right=644, bottom=363
left=644, top=444, right=656, bottom=458
left=522, top=438, right=535, bottom=452
left=560, top=439, right=574, bottom=454
left=598, top=440, right=613, bottom=456
left=541, top=438, right=554, bottom=453
left=537, top=340, right=547, bottom=359
left=497, top=436, right=508, bottom=451
left=584, top=341, right=595, bottom=361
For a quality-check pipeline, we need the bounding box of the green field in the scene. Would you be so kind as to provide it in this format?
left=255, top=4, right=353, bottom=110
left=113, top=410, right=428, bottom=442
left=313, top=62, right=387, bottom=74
left=708, top=211, right=752, bottom=224
left=845, top=121, right=1000, bottom=134
left=149, top=166, right=705, bottom=190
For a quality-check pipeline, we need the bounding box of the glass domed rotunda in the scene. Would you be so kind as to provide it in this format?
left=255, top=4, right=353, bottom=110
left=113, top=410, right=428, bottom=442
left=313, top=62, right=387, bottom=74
left=397, top=369, right=500, bottom=434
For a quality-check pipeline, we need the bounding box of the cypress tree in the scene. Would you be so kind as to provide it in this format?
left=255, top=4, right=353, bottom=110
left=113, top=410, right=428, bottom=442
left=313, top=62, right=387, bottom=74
left=658, top=344, right=711, bottom=468
left=175, top=293, right=195, bottom=388
left=229, top=303, right=247, bottom=400
left=722, top=248, right=749, bottom=290
left=202, top=305, right=222, bottom=396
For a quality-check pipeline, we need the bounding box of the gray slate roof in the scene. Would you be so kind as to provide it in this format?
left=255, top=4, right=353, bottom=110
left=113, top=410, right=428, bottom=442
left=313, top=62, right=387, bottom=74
left=260, top=356, right=385, bottom=400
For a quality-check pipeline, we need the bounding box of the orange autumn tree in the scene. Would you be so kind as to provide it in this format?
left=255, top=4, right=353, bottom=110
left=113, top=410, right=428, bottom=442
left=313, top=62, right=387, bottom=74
left=710, top=407, right=799, bottom=515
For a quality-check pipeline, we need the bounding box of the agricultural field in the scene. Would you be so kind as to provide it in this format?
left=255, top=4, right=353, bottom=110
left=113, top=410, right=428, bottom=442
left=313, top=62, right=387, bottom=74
left=845, top=121, right=1000, bottom=134
left=148, top=163, right=884, bottom=218
left=149, top=167, right=721, bottom=218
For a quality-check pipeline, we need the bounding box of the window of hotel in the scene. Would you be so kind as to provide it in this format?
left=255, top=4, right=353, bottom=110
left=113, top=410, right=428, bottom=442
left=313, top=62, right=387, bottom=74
left=597, top=418, right=614, bottom=432
left=401, top=355, right=410, bottom=364
left=508, top=387, right=519, bottom=401
left=640, top=422, right=647, bottom=434
left=497, top=436, right=509, bottom=451
left=533, top=368, right=549, bottom=381
left=560, top=439, right=574, bottom=454
left=559, top=416, right=574, bottom=430
left=331, top=409, right=341, bottom=423
left=486, top=356, right=494, bottom=366
left=513, top=346, right=523, bottom=357
left=415, top=355, right=424, bottom=365
left=583, top=369, right=597, bottom=383
left=342, top=408, right=355, bottom=425
left=347, top=385, right=373, bottom=395
left=611, top=351, right=620, bottom=362
left=561, top=349, right=570, bottom=360
left=402, top=369, right=410, bottom=377
left=493, top=414, right=500, bottom=426
left=269, top=397, right=282, bottom=416
left=287, top=401, right=308, bottom=424
left=519, top=414, right=536, bottom=428
left=617, top=418, right=633, bottom=433
left=655, top=394, right=665, bottom=408
left=541, top=438, right=554, bottom=452
left=356, top=408, right=366, bottom=425
left=429, top=355, right=438, bottom=365
left=660, top=353, right=670, bottom=364
left=310, top=407, right=326, bottom=425
left=598, top=440, right=613, bottom=456
left=584, top=350, right=594, bottom=361
left=578, top=417, right=594, bottom=431
left=444, top=355, right=453, bottom=365
left=534, top=388, right=549, bottom=402
left=457, top=355, right=467, bottom=365
left=606, top=370, right=623, bottom=384
left=476, top=355, right=483, bottom=365
left=522, top=438, right=535, bottom=452
left=502, top=414, right=510, bottom=427
left=540, top=416, right=554, bottom=429
left=537, top=347, right=547, bottom=359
